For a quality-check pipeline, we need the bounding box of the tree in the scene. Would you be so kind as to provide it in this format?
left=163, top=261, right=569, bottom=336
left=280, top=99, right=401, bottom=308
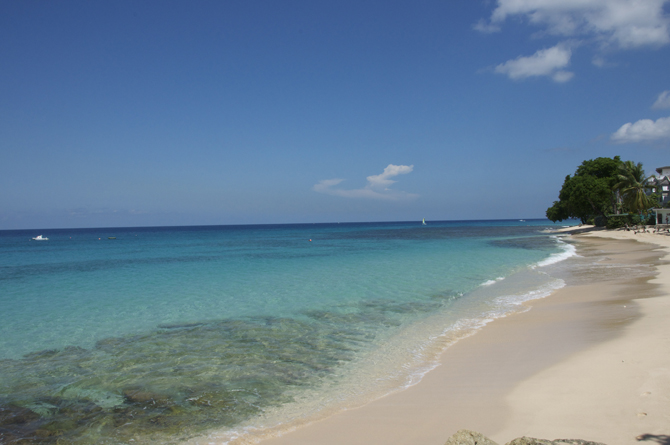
left=546, top=156, right=622, bottom=223
left=614, top=161, right=655, bottom=213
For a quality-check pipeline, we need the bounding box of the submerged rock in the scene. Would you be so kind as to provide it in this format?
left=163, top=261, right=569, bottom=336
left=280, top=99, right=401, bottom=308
left=506, top=438, right=606, bottom=445
left=443, top=431, right=607, bottom=445
left=445, top=429, right=499, bottom=445
left=60, top=387, right=125, bottom=409
left=0, top=404, right=41, bottom=426
left=122, top=388, right=171, bottom=406
left=505, top=438, right=554, bottom=445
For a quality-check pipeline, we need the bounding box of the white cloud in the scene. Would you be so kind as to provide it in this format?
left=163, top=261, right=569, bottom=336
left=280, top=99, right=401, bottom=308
left=495, top=44, right=574, bottom=82
left=473, top=19, right=501, bottom=33
left=313, top=164, right=418, bottom=200
left=551, top=69, right=575, bottom=83
left=611, top=116, right=670, bottom=142
left=481, top=0, right=670, bottom=49
left=652, top=90, right=670, bottom=109
left=366, top=164, right=414, bottom=189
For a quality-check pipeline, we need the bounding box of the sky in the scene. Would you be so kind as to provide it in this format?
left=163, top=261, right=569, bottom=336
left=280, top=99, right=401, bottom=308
left=1, top=0, right=670, bottom=230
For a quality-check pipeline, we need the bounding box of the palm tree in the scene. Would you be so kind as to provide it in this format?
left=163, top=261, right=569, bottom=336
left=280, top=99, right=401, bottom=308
left=614, top=161, right=655, bottom=213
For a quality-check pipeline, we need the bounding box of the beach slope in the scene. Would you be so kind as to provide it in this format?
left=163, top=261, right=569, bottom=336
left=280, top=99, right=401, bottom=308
left=249, top=231, right=670, bottom=445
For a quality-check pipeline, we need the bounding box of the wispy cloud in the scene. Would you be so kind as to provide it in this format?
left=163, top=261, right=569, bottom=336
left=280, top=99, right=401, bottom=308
left=652, top=90, right=670, bottom=109
left=473, top=19, right=501, bottom=34
left=494, top=44, right=574, bottom=82
left=313, top=164, right=418, bottom=200
left=611, top=116, right=670, bottom=143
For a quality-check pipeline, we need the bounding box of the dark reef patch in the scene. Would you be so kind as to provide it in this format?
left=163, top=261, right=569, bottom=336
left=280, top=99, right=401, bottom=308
left=0, top=295, right=460, bottom=444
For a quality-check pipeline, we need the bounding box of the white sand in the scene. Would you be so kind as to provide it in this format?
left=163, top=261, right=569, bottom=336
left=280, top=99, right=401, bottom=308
left=492, top=230, right=670, bottom=444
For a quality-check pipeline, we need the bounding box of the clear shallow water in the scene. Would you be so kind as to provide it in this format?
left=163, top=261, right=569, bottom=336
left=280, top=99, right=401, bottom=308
left=0, top=220, right=572, bottom=444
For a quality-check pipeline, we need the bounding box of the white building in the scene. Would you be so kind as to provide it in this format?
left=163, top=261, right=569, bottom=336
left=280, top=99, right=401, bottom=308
left=648, top=166, right=670, bottom=206
left=649, top=166, right=670, bottom=224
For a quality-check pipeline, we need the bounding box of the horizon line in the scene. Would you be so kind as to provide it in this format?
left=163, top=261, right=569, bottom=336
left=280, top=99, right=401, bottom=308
left=0, top=218, right=561, bottom=233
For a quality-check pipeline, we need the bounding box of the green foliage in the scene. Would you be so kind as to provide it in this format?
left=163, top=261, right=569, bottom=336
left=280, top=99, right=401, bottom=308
left=605, top=213, right=655, bottom=229
left=575, top=156, right=622, bottom=182
left=649, top=192, right=662, bottom=207
left=646, top=213, right=656, bottom=225
left=546, top=156, right=622, bottom=223
left=614, top=161, right=655, bottom=213
left=546, top=196, right=570, bottom=222
left=606, top=215, right=628, bottom=229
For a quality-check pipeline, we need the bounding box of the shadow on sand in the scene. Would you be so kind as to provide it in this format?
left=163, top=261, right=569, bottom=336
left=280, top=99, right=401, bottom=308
left=637, top=434, right=670, bottom=444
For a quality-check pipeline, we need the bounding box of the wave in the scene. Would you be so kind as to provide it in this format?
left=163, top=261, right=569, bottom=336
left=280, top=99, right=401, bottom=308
left=533, top=236, right=577, bottom=268
left=481, top=276, right=505, bottom=286
left=492, top=277, right=566, bottom=308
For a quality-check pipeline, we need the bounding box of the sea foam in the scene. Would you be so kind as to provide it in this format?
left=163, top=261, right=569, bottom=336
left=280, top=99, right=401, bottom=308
left=533, top=236, right=577, bottom=268
left=481, top=276, right=505, bottom=286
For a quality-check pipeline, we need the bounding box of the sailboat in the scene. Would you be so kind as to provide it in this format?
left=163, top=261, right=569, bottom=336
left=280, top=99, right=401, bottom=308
left=422, top=218, right=426, bottom=226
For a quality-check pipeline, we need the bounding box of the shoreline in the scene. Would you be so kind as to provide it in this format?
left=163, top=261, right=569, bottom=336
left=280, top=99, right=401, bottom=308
left=224, top=231, right=670, bottom=445
left=491, top=230, right=670, bottom=443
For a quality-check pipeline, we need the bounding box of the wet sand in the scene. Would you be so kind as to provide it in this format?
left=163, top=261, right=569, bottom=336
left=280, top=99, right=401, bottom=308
left=243, top=231, right=670, bottom=445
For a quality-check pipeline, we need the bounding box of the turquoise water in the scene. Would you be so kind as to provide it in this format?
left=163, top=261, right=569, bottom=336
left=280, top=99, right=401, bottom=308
left=0, top=220, right=572, bottom=444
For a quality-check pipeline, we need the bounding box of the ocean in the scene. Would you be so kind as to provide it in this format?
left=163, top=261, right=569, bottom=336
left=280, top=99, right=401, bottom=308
left=0, top=220, right=575, bottom=444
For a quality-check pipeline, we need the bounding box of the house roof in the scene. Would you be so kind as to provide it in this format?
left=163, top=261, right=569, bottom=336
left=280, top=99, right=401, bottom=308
left=656, top=166, right=670, bottom=174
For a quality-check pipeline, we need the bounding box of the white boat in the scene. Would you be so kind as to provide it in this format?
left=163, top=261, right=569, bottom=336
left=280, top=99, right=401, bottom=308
left=31, top=235, right=49, bottom=241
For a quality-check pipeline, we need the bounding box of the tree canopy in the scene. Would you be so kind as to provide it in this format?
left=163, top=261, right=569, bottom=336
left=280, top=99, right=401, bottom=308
left=546, top=156, right=623, bottom=223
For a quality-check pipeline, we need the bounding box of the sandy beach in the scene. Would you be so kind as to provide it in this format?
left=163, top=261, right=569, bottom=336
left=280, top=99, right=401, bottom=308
left=246, top=229, right=670, bottom=445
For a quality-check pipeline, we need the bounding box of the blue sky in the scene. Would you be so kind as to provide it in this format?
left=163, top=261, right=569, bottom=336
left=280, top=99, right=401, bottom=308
left=2, top=0, right=670, bottom=229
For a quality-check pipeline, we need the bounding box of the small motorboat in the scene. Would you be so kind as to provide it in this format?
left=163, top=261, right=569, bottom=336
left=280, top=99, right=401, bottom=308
left=31, top=235, right=49, bottom=241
